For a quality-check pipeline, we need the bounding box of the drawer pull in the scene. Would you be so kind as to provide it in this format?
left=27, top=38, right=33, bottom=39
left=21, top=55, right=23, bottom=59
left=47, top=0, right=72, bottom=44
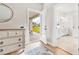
left=16, top=32, right=18, bottom=34
left=18, top=44, right=21, bottom=47
left=18, top=38, right=21, bottom=41
left=0, top=41, right=4, bottom=45
left=0, top=49, right=4, bottom=52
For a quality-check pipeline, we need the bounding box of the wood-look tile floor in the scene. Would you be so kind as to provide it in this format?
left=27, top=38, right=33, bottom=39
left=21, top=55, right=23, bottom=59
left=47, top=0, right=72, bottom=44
left=42, top=42, right=72, bottom=55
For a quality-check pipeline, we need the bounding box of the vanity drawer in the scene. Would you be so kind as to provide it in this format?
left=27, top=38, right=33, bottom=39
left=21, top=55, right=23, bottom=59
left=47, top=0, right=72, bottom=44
left=8, top=31, right=23, bottom=36
left=0, top=43, right=23, bottom=55
left=0, top=37, right=23, bottom=46
left=0, top=31, right=8, bottom=38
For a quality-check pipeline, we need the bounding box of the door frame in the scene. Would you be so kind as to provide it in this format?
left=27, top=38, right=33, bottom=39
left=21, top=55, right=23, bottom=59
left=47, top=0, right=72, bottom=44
left=27, top=8, right=42, bottom=43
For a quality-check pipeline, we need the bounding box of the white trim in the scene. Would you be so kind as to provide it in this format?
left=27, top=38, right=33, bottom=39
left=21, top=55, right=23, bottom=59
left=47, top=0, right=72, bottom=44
left=26, top=8, right=42, bottom=44
left=47, top=42, right=57, bottom=47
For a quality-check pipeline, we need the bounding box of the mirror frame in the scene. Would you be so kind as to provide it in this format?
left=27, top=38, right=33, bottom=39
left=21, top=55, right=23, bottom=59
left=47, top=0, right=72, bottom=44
left=0, top=3, right=13, bottom=23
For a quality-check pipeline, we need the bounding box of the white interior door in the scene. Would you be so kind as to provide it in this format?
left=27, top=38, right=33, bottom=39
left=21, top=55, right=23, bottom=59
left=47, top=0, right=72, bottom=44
left=40, top=10, right=47, bottom=44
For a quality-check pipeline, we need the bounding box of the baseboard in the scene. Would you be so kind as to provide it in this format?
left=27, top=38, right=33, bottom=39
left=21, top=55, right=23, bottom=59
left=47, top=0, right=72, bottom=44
left=47, top=42, right=56, bottom=47
left=40, top=40, right=47, bottom=44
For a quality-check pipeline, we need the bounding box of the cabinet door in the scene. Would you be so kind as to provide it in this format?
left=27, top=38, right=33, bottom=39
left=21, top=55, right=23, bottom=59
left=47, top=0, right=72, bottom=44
left=58, top=36, right=74, bottom=54
left=58, top=36, right=78, bottom=54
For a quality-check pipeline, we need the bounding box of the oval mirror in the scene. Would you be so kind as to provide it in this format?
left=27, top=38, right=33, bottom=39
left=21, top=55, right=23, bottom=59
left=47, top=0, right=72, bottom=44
left=0, top=3, right=13, bottom=23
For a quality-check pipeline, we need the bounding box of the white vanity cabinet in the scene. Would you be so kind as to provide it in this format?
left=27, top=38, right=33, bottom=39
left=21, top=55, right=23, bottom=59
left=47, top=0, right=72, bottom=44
left=0, top=29, right=25, bottom=55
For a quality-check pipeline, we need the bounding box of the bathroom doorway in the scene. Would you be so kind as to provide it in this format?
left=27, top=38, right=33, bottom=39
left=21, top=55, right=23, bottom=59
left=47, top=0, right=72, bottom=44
left=27, top=8, right=47, bottom=44
left=28, top=8, right=41, bottom=43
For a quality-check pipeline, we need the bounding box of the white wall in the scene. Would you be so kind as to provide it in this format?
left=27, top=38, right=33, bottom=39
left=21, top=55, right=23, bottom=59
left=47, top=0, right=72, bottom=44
left=43, top=4, right=58, bottom=46
left=43, top=3, right=54, bottom=42
left=45, top=5, right=55, bottom=43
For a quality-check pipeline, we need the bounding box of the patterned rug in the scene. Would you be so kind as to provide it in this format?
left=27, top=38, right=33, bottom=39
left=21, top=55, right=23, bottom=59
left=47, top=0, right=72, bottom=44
left=21, top=44, right=53, bottom=55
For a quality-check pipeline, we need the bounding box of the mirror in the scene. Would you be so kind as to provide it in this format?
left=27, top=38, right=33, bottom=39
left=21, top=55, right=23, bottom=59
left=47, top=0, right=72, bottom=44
left=0, top=3, right=13, bottom=23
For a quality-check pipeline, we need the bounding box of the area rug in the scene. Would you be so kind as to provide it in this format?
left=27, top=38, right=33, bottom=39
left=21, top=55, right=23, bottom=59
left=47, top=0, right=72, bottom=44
left=23, top=45, right=53, bottom=55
